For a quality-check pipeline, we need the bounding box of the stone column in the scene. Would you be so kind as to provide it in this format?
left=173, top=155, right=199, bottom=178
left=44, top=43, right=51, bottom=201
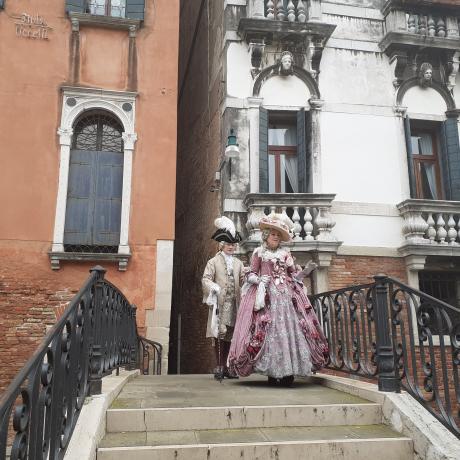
left=404, top=255, right=426, bottom=291
left=314, top=253, right=333, bottom=293
left=309, top=98, right=324, bottom=193
left=119, top=133, right=137, bottom=256
left=52, top=128, right=73, bottom=253
left=248, top=97, right=264, bottom=193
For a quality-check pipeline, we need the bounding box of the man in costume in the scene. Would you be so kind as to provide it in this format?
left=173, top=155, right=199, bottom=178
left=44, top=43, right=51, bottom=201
left=202, top=216, right=245, bottom=380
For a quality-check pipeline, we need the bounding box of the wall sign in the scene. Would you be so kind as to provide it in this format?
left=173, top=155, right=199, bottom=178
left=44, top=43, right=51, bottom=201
left=13, top=13, right=52, bottom=40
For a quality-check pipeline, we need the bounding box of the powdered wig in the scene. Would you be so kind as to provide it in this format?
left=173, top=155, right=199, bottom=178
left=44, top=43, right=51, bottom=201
left=261, top=229, right=271, bottom=242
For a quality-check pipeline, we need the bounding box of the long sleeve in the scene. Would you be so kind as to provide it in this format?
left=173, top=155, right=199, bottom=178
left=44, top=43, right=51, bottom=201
left=250, top=248, right=261, bottom=276
left=202, top=258, right=217, bottom=303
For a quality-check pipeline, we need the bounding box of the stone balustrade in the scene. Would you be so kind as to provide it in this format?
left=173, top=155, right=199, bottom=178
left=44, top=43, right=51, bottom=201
left=244, top=193, right=337, bottom=243
left=248, top=0, right=322, bottom=23
left=397, top=199, right=460, bottom=246
left=383, top=8, right=459, bottom=38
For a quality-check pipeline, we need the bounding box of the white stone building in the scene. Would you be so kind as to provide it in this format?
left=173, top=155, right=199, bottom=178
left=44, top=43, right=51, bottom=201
left=173, top=0, right=460, bottom=372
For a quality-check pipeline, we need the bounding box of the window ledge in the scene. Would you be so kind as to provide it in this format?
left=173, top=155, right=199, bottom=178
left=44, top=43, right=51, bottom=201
left=49, top=251, right=131, bottom=271
left=69, top=12, right=141, bottom=31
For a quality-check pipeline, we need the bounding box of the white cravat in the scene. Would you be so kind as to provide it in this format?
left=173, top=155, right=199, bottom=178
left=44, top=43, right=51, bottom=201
left=222, top=253, right=233, bottom=275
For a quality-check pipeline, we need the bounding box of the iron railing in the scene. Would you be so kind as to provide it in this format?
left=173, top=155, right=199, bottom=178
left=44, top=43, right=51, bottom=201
left=0, top=266, right=162, bottom=460
left=311, top=275, right=460, bottom=438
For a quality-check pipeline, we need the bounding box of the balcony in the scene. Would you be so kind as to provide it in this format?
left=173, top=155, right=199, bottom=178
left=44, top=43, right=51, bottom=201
left=397, top=199, right=460, bottom=257
left=240, top=0, right=335, bottom=45
left=240, top=193, right=341, bottom=258
left=380, top=0, right=460, bottom=54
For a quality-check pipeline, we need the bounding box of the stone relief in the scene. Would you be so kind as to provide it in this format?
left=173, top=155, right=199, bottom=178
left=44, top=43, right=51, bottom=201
left=419, top=62, right=433, bottom=88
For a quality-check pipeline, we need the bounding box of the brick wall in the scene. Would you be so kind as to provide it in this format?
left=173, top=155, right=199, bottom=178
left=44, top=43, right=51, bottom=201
left=0, top=267, right=78, bottom=393
left=328, top=254, right=407, bottom=290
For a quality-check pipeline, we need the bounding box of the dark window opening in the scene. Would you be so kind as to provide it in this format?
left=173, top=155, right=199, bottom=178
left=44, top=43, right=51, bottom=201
left=418, top=271, right=460, bottom=335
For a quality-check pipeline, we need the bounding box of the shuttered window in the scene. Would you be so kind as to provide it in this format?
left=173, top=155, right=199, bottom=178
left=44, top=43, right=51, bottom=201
left=404, top=117, right=460, bottom=200
left=260, top=109, right=311, bottom=193
left=64, top=111, right=123, bottom=253
left=0, top=0, right=5, bottom=10
left=65, top=0, right=145, bottom=20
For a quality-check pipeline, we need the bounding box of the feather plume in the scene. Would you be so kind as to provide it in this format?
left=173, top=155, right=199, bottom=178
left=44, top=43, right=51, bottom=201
left=214, top=216, right=236, bottom=237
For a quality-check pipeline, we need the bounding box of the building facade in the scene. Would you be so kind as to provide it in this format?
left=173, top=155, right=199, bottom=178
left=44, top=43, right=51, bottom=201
left=173, top=0, right=460, bottom=373
left=0, top=0, right=179, bottom=389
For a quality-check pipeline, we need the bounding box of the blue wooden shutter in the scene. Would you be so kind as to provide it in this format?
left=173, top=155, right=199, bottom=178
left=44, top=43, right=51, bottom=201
left=297, top=108, right=311, bottom=193
left=65, top=0, right=86, bottom=13
left=441, top=117, right=460, bottom=200
left=259, top=107, right=269, bottom=193
left=126, top=0, right=145, bottom=20
left=404, top=116, right=416, bottom=198
left=64, top=150, right=97, bottom=245
left=0, top=1, right=5, bottom=11
left=93, top=151, right=123, bottom=245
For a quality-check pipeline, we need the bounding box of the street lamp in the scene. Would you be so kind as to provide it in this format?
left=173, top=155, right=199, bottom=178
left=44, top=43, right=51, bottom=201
left=210, top=129, right=239, bottom=192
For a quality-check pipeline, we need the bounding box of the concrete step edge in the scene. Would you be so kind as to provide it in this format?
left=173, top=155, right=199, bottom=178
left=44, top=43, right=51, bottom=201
left=107, top=402, right=381, bottom=412
left=107, top=403, right=383, bottom=432
left=97, top=436, right=414, bottom=452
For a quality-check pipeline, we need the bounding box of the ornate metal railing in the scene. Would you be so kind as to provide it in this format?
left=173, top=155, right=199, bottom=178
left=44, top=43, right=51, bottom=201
left=0, top=266, right=162, bottom=460
left=311, top=275, right=460, bottom=438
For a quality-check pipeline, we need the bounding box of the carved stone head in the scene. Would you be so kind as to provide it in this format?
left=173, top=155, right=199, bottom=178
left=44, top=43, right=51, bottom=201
left=279, top=51, right=294, bottom=76
left=419, top=62, right=433, bottom=87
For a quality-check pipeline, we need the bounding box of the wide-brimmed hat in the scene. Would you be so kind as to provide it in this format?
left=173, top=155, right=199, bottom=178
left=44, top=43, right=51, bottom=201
left=211, top=216, right=242, bottom=244
left=259, top=214, right=293, bottom=242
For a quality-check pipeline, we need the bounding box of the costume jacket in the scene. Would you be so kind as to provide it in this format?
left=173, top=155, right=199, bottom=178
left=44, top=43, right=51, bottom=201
left=202, top=252, right=244, bottom=338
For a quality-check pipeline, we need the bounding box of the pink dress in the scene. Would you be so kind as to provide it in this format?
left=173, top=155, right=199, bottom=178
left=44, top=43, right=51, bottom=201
left=228, top=245, right=329, bottom=378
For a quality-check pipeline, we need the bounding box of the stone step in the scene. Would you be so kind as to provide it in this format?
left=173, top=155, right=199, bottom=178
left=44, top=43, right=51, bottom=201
left=106, top=403, right=382, bottom=432
left=97, top=425, right=413, bottom=460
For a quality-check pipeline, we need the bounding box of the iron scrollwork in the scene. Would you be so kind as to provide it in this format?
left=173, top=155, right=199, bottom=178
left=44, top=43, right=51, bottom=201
left=0, top=266, right=162, bottom=460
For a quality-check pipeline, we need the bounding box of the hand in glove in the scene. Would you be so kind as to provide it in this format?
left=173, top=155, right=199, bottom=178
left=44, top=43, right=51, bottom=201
left=210, top=283, right=221, bottom=294
left=260, top=275, right=270, bottom=286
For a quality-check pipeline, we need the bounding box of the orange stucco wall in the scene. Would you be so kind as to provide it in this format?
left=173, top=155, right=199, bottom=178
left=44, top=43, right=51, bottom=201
left=0, top=0, right=179, bottom=388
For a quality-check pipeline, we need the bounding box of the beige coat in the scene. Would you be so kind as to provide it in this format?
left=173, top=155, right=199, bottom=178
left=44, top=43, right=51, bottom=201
left=202, top=252, right=244, bottom=338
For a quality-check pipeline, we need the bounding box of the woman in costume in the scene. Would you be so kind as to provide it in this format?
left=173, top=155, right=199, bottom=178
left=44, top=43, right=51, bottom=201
left=202, top=216, right=245, bottom=380
left=228, top=214, right=329, bottom=386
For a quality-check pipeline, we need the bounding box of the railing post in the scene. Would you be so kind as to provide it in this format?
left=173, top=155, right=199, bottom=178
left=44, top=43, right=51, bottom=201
left=89, top=265, right=106, bottom=395
left=373, top=275, right=400, bottom=392
left=127, top=304, right=138, bottom=371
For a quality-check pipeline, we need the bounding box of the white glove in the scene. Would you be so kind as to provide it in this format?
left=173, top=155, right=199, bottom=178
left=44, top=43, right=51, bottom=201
left=210, top=283, right=220, bottom=295
left=247, top=273, right=259, bottom=284
left=260, top=275, right=270, bottom=286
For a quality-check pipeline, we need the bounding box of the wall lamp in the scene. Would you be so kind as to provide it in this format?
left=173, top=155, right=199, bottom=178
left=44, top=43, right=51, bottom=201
left=210, top=129, right=240, bottom=192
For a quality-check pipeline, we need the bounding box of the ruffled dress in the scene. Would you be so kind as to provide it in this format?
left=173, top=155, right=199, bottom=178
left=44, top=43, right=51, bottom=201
left=228, top=245, right=329, bottom=378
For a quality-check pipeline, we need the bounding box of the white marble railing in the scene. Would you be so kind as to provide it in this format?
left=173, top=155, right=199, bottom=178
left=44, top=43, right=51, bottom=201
left=384, top=8, right=459, bottom=38
left=397, top=199, right=460, bottom=245
left=244, top=193, right=337, bottom=242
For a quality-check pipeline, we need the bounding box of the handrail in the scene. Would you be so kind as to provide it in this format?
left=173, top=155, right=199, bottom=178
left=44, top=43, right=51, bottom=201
left=311, top=275, right=460, bottom=438
left=0, top=266, right=162, bottom=460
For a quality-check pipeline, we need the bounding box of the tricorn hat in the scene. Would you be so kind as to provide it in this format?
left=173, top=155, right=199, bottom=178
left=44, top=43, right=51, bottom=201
left=259, top=214, right=293, bottom=242
left=211, top=216, right=242, bottom=244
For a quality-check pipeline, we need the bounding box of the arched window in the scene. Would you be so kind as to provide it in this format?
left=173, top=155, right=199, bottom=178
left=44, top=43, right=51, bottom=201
left=64, top=111, right=124, bottom=253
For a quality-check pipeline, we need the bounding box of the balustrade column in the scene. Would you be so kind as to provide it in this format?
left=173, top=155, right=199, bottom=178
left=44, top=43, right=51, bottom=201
left=373, top=275, right=400, bottom=393
left=309, top=99, right=324, bottom=192
left=249, top=0, right=265, bottom=19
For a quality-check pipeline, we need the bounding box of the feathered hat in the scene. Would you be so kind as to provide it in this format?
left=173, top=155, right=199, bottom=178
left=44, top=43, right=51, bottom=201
left=211, top=216, right=242, bottom=244
left=259, top=214, right=293, bottom=242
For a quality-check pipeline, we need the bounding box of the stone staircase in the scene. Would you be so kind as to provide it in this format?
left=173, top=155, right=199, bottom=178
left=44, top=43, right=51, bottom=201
left=96, top=374, right=414, bottom=460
